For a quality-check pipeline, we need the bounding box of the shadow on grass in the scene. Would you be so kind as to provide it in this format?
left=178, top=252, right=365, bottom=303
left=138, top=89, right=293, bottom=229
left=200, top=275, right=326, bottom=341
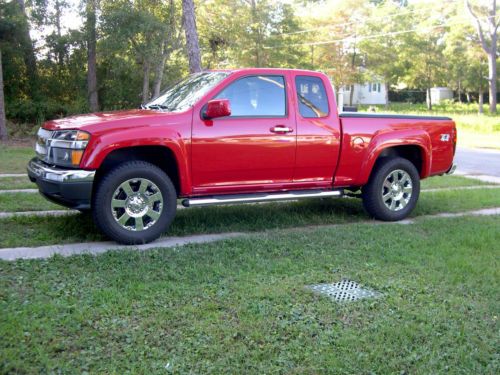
left=1, top=187, right=499, bottom=248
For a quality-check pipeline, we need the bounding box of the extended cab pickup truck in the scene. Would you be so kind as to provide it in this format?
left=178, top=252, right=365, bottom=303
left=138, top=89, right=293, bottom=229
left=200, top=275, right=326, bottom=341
left=27, top=68, right=457, bottom=244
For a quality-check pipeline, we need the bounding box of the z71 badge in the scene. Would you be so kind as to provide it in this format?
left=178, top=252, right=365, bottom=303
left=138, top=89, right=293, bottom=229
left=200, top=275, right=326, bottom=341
left=440, top=134, right=450, bottom=142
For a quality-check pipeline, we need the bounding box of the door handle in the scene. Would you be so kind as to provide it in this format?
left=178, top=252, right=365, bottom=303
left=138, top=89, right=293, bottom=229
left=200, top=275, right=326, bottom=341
left=270, top=125, right=293, bottom=134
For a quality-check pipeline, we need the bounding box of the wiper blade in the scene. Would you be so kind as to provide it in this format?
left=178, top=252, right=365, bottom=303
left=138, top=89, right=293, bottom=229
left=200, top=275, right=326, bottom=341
left=144, top=104, right=169, bottom=110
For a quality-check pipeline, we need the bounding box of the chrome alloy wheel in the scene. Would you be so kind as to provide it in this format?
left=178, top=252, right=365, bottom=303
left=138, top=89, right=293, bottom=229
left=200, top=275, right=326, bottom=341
left=111, top=178, right=163, bottom=231
left=381, top=169, right=413, bottom=211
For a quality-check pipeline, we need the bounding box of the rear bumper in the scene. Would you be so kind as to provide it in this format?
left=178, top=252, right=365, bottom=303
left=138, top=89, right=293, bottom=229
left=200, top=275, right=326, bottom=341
left=27, top=158, right=95, bottom=210
left=446, top=163, right=457, bottom=175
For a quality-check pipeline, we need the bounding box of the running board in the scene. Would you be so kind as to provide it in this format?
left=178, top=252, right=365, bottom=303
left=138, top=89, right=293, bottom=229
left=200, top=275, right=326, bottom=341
left=182, top=189, right=343, bottom=208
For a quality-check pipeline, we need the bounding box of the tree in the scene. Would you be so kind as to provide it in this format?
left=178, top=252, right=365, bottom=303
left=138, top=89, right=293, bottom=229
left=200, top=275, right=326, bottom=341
left=444, top=12, right=489, bottom=113
left=465, top=0, right=499, bottom=113
left=15, top=0, right=39, bottom=101
left=359, top=1, right=410, bottom=107
left=0, top=50, right=7, bottom=142
left=182, top=0, right=202, bottom=73
left=100, top=0, right=181, bottom=103
left=152, top=0, right=182, bottom=98
left=86, top=0, right=99, bottom=112
left=397, top=1, right=448, bottom=110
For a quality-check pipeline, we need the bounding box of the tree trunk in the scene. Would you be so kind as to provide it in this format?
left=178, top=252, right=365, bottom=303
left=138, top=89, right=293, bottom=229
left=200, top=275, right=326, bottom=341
left=0, top=51, right=8, bottom=142
left=182, top=0, right=201, bottom=73
left=466, top=92, right=471, bottom=103
left=142, top=60, right=151, bottom=103
left=16, top=0, right=39, bottom=101
left=478, top=90, right=484, bottom=114
left=465, top=0, right=497, bottom=114
left=457, top=80, right=462, bottom=103
left=384, top=82, right=390, bottom=108
left=86, top=0, right=99, bottom=112
left=426, top=87, right=432, bottom=110
left=55, top=0, right=64, bottom=68
left=152, top=59, right=165, bottom=99
left=349, top=85, right=355, bottom=106
left=487, top=53, right=497, bottom=113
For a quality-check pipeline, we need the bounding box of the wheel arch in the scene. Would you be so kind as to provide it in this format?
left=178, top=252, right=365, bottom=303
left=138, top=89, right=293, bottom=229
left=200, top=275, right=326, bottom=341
left=93, top=145, right=184, bottom=197
left=360, top=132, right=431, bottom=186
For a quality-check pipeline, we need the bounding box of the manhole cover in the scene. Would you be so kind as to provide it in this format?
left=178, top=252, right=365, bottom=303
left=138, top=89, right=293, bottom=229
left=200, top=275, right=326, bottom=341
left=307, top=279, right=381, bottom=302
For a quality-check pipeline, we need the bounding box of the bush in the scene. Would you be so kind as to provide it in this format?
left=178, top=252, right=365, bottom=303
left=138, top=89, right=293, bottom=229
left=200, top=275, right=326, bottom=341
left=6, top=98, right=88, bottom=125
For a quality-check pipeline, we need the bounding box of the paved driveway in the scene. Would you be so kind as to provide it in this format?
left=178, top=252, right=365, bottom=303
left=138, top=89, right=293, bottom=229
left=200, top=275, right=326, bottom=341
left=454, top=147, right=500, bottom=177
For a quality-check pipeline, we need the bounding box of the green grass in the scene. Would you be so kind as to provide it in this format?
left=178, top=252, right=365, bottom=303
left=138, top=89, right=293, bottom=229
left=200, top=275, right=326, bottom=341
left=0, top=192, right=67, bottom=212
left=0, top=175, right=489, bottom=213
left=0, top=176, right=36, bottom=190
left=421, top=175, right=493, bottom=189
left=0, top=186, right=498, bottom=248
left=0, top=145, right=33, bottom=173
left=0, top=215, right=498, bottom=374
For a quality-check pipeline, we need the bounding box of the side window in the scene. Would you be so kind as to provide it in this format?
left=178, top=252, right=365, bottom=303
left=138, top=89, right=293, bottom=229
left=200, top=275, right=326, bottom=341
left=295, top=76, right=329, bottom=118
left=215, top=75, right=286, bottom=117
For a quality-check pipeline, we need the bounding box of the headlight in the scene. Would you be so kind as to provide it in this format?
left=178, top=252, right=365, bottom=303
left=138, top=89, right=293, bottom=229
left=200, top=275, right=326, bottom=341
left=51, top=130, right=90, bottom=149
left=36, top=129, right=91, bottom=168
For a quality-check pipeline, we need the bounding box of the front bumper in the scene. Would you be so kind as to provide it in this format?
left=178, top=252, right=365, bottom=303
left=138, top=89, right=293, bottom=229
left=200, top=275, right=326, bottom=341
left=27, top=158, right=95, bottom=210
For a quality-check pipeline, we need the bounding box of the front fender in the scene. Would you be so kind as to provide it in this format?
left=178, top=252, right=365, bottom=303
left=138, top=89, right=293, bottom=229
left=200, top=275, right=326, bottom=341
left=357, top=129, right=432, bottom=185
left=80, top=126, right=191, bottom=195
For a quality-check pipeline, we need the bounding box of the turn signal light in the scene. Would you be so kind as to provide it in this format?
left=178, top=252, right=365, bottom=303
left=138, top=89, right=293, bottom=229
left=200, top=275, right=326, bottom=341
left=76, top=131, right=90, bottom=141
left=71, top=150, right=84, bottom=166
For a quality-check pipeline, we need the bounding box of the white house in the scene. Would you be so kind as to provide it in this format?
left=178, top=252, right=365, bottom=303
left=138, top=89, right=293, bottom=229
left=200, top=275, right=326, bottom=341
left=341, top=81, right=388, bottom=106
left=429, top=87, right=453, bottom=104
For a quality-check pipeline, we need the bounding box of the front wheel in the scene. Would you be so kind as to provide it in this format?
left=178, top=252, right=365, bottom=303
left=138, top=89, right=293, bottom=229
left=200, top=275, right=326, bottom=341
left=362, top=157, right=420, bottom=221
left=92, top=161, right=177, bottom=244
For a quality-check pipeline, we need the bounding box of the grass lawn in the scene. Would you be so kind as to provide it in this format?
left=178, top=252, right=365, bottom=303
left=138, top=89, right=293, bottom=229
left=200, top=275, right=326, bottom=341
left=0, top=175, right=490, bottom=213
left=0, top=192, right=66, bottom=212
left=0, top=176, right=36, bottom=190
left=420, top=175, right=493, bottom=189
left=0, top=145, right=33, bottom=173
left=0, top=215, right=498, bottom=373
left=0, top=186, right=498, bottom=248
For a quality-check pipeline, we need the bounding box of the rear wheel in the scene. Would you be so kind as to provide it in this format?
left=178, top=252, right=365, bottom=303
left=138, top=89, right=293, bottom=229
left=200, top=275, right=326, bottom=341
left=362, top=157, right=420, bottom=221
left=92, top=161, right=177, bottom=244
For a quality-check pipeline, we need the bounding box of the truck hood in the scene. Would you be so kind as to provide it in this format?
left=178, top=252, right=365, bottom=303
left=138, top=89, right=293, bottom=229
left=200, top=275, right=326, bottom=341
left=42, top=109, right=186, bottom=133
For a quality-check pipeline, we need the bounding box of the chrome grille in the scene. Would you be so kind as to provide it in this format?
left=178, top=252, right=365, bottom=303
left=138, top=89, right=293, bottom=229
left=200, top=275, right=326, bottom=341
left=35, top=128, right=53, bottom=163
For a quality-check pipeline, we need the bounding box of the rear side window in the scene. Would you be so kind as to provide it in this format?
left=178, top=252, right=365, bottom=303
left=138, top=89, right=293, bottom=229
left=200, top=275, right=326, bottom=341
left=295, top=76, right=329, bottom=118
left=215, top=75, right=286, bottom=117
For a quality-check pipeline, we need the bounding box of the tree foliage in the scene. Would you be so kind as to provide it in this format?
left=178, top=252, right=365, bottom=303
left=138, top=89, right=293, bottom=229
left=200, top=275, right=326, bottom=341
left=0, top=0, right=498, bottom=130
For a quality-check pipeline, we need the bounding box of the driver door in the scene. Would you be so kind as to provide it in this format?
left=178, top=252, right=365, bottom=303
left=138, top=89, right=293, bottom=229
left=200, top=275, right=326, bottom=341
left=191, top=74, right=296, bottom=194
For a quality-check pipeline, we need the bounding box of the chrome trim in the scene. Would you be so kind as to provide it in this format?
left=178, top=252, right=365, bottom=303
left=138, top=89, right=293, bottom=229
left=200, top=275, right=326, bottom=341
left=182, top=189, right=342, bottom=207
left=27, top=158, right=95, bottom=183
left=446, top=163, right=457, bottom=175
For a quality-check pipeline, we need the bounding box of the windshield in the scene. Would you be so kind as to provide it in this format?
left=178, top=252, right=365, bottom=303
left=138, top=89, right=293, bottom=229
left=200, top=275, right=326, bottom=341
left=144, top=72, right=230, bottom=112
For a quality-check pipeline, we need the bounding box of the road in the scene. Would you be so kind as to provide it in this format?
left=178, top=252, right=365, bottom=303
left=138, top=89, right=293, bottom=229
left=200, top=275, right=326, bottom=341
left=454, top=147, right=500, bottom=177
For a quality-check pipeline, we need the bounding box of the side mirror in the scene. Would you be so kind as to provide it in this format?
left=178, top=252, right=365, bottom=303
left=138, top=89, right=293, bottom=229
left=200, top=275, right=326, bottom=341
left=204, top=99, right=231, bottom=119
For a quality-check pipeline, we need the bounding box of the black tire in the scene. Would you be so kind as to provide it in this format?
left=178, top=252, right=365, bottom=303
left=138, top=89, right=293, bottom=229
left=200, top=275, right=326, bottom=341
left=92, top=161, right=177, bottom=244
left=362, top=157, right=420, bottom=221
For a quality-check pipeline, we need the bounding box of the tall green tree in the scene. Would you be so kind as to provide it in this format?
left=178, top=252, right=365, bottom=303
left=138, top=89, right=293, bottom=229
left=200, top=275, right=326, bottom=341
left=85, top=0, right=99, bottom=111
left=465, top=0, right=498, bottom=113
left=182, top=0, right=201, bottom=73
left=359, top=1, right=410, bottom=106
left=101, top=0, right=181, bottom=103
left=15, top=0, right=39, bottom=101
left=0, top=50, right=7, bottom=141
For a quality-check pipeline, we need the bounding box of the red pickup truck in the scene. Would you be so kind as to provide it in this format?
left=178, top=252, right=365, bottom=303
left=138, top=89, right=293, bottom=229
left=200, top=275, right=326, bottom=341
left=28, top=68, right=457, bottom=244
